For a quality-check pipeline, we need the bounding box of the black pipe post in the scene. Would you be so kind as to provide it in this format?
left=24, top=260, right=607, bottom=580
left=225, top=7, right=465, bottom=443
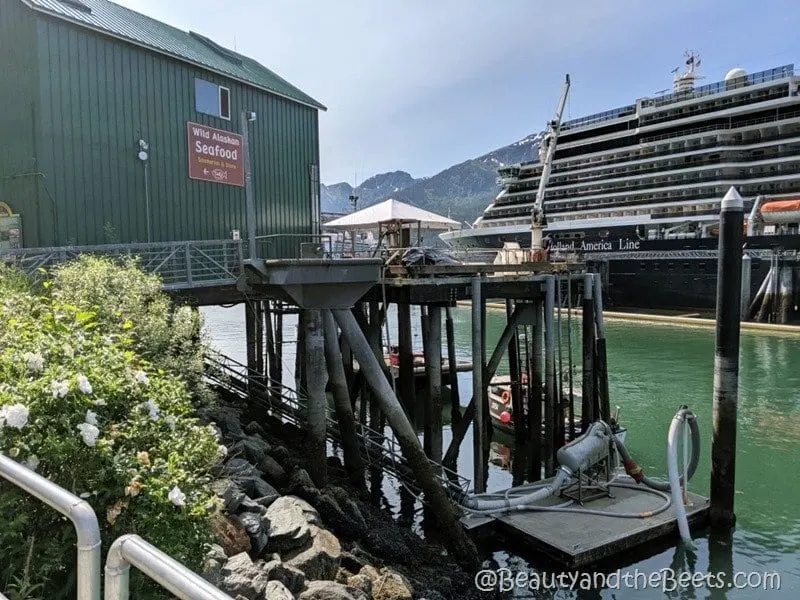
left=506, top=299, right=525, bottom=444
left=471, top=276, right=487, bottom=493
left=581, top=273, right=596, bottom=431
left=445, top=306, right=461, bottom=425
left=593, top=274, right=611, bottom=423
left=527, top=300, right=544, bottom=482
left=397, top=302, right=416, bottom=424
left=710, top=186, right=744, bottom=528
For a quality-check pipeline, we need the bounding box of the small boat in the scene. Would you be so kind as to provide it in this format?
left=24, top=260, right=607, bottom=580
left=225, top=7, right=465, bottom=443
left=488, top=375, right=627, bottom=443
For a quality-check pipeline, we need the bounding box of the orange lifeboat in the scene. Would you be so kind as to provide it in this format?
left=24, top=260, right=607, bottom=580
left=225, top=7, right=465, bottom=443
left=760, top=199, right=800, bottom=224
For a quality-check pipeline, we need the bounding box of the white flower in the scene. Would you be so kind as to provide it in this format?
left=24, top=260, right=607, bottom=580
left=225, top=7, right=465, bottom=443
left=62, top=344, right=74, bottom=359
left=168, top=486, right=186, bottom=507
left=146, top=399, right=160, bottom=421
left=208, top=425, right=222, bottom=441
left=51, top=379, right=69, bottom=399
left=85, top=410, right=98, bottom=426
left=79, top=492, right=91, bottom=499
left=165, top=415, right=177, bottom=431
left=77, top=375, right=93, bottom=395
left=217, top=445, right=228, bottom=457
left=134, top=370, right=150, bottom=386
left=2, top=404, right=30, bottom=430
left=77, top=422, right=100, bottom=447
left=23, top=455, right=39, bottom=471
left=24, top=352, right=45, bottom=373
left=93, top=399, right=107, bottom=406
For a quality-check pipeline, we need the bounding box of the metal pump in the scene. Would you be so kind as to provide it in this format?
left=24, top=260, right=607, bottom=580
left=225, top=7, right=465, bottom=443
left=531, top=74, right=571, bottom=261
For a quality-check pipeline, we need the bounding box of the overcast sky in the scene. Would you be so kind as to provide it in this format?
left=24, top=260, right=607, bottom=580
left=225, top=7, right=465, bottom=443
left=116, top=0, right=798, bottom=185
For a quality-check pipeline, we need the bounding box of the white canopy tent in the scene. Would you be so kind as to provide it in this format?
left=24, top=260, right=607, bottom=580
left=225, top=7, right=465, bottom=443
left=323, top=198, right=458, bottom=230
left=324, top=198, right=459, bottom=251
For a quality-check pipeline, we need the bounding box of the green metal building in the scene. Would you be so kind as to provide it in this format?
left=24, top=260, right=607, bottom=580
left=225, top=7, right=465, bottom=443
left=0, top=0, right=325, bottom=249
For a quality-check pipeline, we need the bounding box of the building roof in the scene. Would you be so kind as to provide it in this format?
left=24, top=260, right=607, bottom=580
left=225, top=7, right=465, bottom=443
left=21, top=0, right=326, bottom=111
left=324, top=199, right=459, bottom=230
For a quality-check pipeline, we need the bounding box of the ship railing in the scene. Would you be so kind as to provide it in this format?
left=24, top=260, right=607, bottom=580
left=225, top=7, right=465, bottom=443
left=640, top=64, right=794, bottom=110
left=640, top=109, right=800, bottom=145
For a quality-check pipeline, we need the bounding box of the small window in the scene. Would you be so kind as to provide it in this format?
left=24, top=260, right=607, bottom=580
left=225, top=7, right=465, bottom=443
left=195, top=78, right=231, bottom=120
left=219, top=86, right=231, bottom=120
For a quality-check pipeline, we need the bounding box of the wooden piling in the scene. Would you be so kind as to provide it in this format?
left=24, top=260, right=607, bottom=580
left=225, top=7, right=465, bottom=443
left=740, top=254, right=752, bottom=320
left=295, top=309, right=307, bottom=392
left=593, top=274, right=611, bottom=423
left=423, top=306, right=444, bottom=465
left=322, top=310, right=364, bottom=485
left=581, top=274, right=596, bottom=430
left=304, top=309, right=328, bottom=488
left=332, top=309, right=478, bottom=569
left=528, top=300, right=544, bottom=482
left=471, top=276, right=488, bottom=493
left=397, top=302, right=416, bottom=423
left=264, top=301, right=279, bottom=396
left=711, top=187, right=744, bottom=527
left=445, top=306, right=461, bottom=424
left=779, top=261, right=793, bottom=324
left=543, top=276, right=556, bottom=475
left=506, top=299, right=525, bottom=444
left=274, top=305, right=283, bottom=394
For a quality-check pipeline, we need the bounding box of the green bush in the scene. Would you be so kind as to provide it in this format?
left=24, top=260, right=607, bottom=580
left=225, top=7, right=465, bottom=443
left=0, top=261, right=224, bottom=598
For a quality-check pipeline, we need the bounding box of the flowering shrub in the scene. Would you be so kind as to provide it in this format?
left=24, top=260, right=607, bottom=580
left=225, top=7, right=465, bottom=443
left=0, top=263, right=223, bottom=598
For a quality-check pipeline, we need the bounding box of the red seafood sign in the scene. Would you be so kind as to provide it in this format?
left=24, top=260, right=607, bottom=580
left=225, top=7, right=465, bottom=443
left=187, top=122, right=245, bottom=187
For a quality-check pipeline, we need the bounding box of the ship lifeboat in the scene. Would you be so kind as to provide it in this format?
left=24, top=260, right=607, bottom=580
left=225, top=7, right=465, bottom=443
left=760, top=199, right=800, bottom=224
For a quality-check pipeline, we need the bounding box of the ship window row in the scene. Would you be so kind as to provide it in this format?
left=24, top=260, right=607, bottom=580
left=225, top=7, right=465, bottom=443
left=504, top=110, right=800, bottom=181
left=484, top=177, right=800, bottom=222
left=639, top=86, right=789, bottom=127
left=491, top=160, right=800, bottom=209
left=555, top=106, right=800, bottom=163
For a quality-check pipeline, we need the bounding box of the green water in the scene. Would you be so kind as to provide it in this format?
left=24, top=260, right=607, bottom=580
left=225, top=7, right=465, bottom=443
left=202, top=305, right=800, bottom=598
left=447, top=308, right=800, bottom=598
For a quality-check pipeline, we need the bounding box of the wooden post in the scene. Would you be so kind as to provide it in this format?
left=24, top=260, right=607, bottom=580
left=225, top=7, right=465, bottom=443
left=581, top=274, right=596, bottom=431
left=274, top=305, right=283, bottom=395
left=506, top=299, right=525, bottom=445
left=471, top=276, right=487, bottom=493
left=322, top=310, right=364, bottom=484
left=304, top=309, right=328, bottom=488
left=543, top=276, right=556, bottom=476
left=397, top=302, right=416, bottom=424
left=423, top=306, right=443, bottom=465
left=295, top=309, right=307, bottom=392
left=333, top=309, right=478, bottom=569
left=445, top=306, right=461, bottom=424
left=593, top=274, right=611, bottom=423
left=528, top=300, right=544, bottom=482
left=264, top=301, right=278, bottom=394
left=711, top=187, right=744, bottom=527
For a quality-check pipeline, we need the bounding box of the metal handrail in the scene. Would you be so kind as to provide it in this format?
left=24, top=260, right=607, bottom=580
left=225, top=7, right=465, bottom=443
left=104, top=534, right=234, bottom=600
left=0, top=454, right=101, bottom=600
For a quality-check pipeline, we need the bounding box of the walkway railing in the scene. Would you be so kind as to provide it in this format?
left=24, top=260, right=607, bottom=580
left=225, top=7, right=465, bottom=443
left=1, top=240, right=245, bottom=290
left=204, top=351, right=472, bottom=500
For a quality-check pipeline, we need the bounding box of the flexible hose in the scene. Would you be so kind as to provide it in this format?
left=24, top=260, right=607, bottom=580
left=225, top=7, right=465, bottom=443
left=461, top=468, right=571, bottom=510
left=667, top=411, right=696, bottom=548
left=613, top=407, right=700, bottom=492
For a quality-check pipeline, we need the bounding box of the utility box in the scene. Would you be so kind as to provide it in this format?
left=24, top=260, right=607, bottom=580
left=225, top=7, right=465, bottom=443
left=0, top=213, right=22, bottom=251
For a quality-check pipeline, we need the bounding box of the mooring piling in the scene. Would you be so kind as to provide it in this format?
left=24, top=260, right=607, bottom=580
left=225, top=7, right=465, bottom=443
left=527, top=299, right=544, bottom=482
left=593, top=273, right=611, bottom=423
left=471, top=276, right=488, bottom=493
left=581, top=273, right=596, bottom=430
left=423, top=305, right=444, bottom=465
left=543, top=276, right=557, bottom=476
left=322, top=310, right=364, bottom=484
left=397, top=302, right=416, bottom=423
left=304, top=309, right=328, bottom=488
left=445, top=306, right=461, bottom=424
left=710, top=186, right=744, bottom=527
left=740, top=254, right=752, bottom=320
left=506, top=299, right=526, bottom=445
left=332, top=308, right=478, bottom=568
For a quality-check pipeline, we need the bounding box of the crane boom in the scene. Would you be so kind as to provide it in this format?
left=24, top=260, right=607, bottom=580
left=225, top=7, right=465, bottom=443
left=531, top=74, right=571, bottom=258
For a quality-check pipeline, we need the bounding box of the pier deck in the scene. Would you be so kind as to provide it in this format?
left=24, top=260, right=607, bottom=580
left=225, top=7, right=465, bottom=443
left=461, top=475, right=710, bottom=567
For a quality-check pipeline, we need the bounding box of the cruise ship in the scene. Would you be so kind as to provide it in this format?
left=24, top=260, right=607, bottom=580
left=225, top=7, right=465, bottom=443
left=440, top=54, right=800, bottom=312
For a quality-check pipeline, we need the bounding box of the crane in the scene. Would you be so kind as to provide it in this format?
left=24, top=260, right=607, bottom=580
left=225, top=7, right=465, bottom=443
left=531, top=74, right=571, bottom=261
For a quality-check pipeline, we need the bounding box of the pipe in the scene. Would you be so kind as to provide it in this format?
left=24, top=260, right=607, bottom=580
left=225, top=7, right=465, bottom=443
left=105, top=534, right=234, bottom=600
left=614, top=409, right=700, bottom=492
left=0, top=454, right=101, bottom=600
left=747, top=195, right=763, bottom=237
left=667, top=412, right=696, bottom=548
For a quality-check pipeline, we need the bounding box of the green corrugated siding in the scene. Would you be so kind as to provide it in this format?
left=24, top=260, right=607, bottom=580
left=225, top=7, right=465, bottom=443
left=31, top=11, right=318, bottom=248
left=0, top=0, right=41, bottom=246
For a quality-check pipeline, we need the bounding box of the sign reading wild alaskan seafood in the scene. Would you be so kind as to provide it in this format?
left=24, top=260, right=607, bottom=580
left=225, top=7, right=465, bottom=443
left=187, top=122, right=244, bottom=187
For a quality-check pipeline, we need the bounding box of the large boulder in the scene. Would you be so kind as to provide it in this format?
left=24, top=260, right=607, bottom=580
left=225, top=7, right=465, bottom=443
left=371, top=568, right=414, bottom=600
left=258, top=455, right=288, bottom=485
left=298, top=581, right=369, bottom=600
left=284, top=525, right=342, bottom=581
left=262, top=559, right=306, bottom=595
left=220, top=553, right=269, bottom=600
left=263, top=580, right=294, bottom=600
left=265, top=496, right=320, bottom=552
left=210, top=513, right=251, bottom=556
left=223, top=458, right=261, bottom=479
left=232, top=512, right=269, bottom=555
left=312, top=493, right=367, bottom=541
left=201, top=544, right=226, bottom=586
left=212, top=480, right=246, bottom=513
left=233, top=435, right=271, bottom=465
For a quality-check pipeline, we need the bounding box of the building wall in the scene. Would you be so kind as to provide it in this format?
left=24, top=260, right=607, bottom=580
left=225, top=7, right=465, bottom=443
left=29, top=10, right=319, bottom=249
left=0, top=0, right=42, bottom=247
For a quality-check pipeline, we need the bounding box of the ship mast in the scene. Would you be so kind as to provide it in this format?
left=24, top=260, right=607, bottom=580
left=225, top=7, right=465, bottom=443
left=531, top=74, right=570, bottom=259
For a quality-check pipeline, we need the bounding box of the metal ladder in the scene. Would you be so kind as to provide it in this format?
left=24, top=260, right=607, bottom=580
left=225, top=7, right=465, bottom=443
left=0, top=454, right=234, bottom=600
